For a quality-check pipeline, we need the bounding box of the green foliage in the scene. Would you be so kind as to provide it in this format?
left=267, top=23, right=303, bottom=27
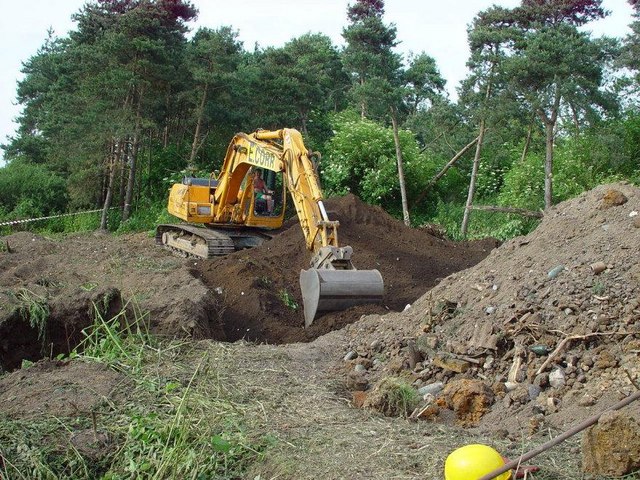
left=553, top=135, right=623, bottom=201
left=322, top=113, right=431, bottom=210
left=0, top=0, right=637, bottom=247
left=0, top=159, right=67, bottom=217
left=373, top=377, right=420, bottom=418
left=115, top=200, right=169, bottom=235
left=498, top=152, right=546, bottom=211
left=342, top=0, right=403, bottom=119
left=278, top=289, right=299, bottom=310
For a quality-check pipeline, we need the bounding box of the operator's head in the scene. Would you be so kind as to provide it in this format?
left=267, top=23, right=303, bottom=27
left=254, top=169, right=261, bottom=178
left=444, top=444, right=511, bottom=480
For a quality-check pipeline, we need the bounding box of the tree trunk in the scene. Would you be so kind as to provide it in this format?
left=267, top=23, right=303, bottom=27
left=461, top=118, right=487, bottom=237
left=543, top=119, right=554, bottom=210
left=189, top=82, right=208, bottom=168
left=391, top=108, right=410, bottom=226
left=538, top=82, right=561, bottom=211
left=123, top=89, right=144, bottom=222
left=360, top=78, right=366, bottom=119
left=300, top=110, right=308, bottom=136
left=100, top=141, right=121, bottom=230
left=118, top=140, right=128, bottom=209
left=461, top=71, right=493, bottom=237
left=520, top=119, right=534, bottom=164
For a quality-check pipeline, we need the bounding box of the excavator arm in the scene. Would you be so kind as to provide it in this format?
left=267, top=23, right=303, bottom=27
left=253, top=129, right=383, bottom=326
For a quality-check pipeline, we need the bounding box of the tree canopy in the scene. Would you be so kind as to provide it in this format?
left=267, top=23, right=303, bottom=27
left=1, top=0, right=638, bottom=240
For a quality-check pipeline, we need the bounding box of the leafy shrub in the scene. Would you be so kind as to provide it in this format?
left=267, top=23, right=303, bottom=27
left=321, top=112, right=432, bottom=209
left=498, top=152, right=545, bottom=211
left=0, top=159, right=68, bottom=216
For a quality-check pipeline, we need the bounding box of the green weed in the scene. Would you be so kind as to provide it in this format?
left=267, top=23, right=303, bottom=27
left=278, top=289, right=299, bottom=310
left=80, top=282, right=98, bottom=292
left=592, top=280, right=607, bottom=296
left=14, top=288, right=50, bottom=350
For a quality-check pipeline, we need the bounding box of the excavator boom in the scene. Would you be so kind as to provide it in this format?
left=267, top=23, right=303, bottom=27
left=157, top=128, right=384, bottom=326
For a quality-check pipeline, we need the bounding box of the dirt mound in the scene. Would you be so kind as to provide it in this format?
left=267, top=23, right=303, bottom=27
left=0, top=232, right=223, bottom=371
left=195, top=194, right=498, bottom=343
left=0, top=359, right=126, bottom=419
left=0, top=194, right=495, bottom=371
left=338, top=183, right=640, bottom=433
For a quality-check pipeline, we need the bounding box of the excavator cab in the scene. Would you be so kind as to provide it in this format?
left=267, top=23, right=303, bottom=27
left=250, top=168, right=284, bottom=217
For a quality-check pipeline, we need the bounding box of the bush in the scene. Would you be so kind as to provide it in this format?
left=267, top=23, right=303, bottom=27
left=0, top=159, right=68, bottom=216
left=321, top=112, right=433, bottom=210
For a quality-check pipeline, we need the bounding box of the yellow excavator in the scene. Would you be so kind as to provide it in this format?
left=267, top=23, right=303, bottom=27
left=156, top=128, right=384, bottom=327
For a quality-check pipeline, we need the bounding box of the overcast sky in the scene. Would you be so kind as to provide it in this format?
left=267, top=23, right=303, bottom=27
left=0, top=0, right=634, bottom=161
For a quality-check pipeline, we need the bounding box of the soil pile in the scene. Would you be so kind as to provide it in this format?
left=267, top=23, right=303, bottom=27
left=339, top=183, right=640, bottom=432
left=195, top=193, right=498, bottom=343
left=0, top=194, right=496, bottom=371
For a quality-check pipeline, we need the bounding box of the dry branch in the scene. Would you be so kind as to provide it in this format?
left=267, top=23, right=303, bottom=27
left=536, top=331, right=639, bottom=375
left=412, top=136, right=479, bottom=207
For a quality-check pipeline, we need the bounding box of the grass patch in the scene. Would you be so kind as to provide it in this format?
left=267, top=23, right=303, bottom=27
left=0, top=304, right=271, bottom=479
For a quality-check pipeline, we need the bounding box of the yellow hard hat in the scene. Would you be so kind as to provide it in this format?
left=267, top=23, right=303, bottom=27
left=444, top=444, right=511, bottom=480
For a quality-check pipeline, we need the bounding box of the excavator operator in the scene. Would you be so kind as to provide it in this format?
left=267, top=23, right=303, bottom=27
left=252, top=169, right=274, bottom=214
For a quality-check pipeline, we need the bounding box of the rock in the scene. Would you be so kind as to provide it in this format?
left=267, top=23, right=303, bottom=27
left=534, top=372, right=550, bottom=389
left=344, top=351, right=357, bottom=361
left=582, top=355, right=595, bottom=368
left=530, top=345, right=549, bottom=356
left=578, top=394, right=596, bottom=407
left=443, top=379, right=495, bottom=426
left=508, top=385, right=531, bottom=405
left=599, top=189, right=628, bottom=209
left=547, top=396, right=560, bottom=413
left=483, top=355, right=494, bottom=370
left=548, top=265, right=565, bottom=279
left=595, top=350, right=618, bottom=369
left=351, top=390, right=368, bottom=408
left=528, top=384, right=542, bottom=401
left=504, top=381, right=519, bottom=392
left=582, top=411, right=640, bottom=476
left=370, top=340, right=383, bottom=352
left=418, top=382, right=444, bottom=397
left=413, top=402, right=440, bottom=420
left=346, top=371, right=368, bottom=391
left=433, top=353, right=470, bottom=373
left=415, top=334, right=438, bottom=355
left=354, top=364, right=367, bottom=373
left=549, top=368, right=566, bottom=388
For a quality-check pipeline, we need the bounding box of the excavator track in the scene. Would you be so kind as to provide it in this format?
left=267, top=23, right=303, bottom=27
left=156, top=224, right=235, bottom=258
left=156, top=224, right=272, bottom=259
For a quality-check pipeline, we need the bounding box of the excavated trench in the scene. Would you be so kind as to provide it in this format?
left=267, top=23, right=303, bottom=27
left=0, top=195, right=499, bottom=372
left=0, top=287, right=124, bottom=371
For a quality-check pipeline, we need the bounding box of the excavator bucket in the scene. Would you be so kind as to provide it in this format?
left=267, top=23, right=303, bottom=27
left=299, top=268, right=384, bottom=327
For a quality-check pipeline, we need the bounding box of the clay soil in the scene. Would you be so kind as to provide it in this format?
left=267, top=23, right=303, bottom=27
left=1, top=186, right=639, bottom=478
